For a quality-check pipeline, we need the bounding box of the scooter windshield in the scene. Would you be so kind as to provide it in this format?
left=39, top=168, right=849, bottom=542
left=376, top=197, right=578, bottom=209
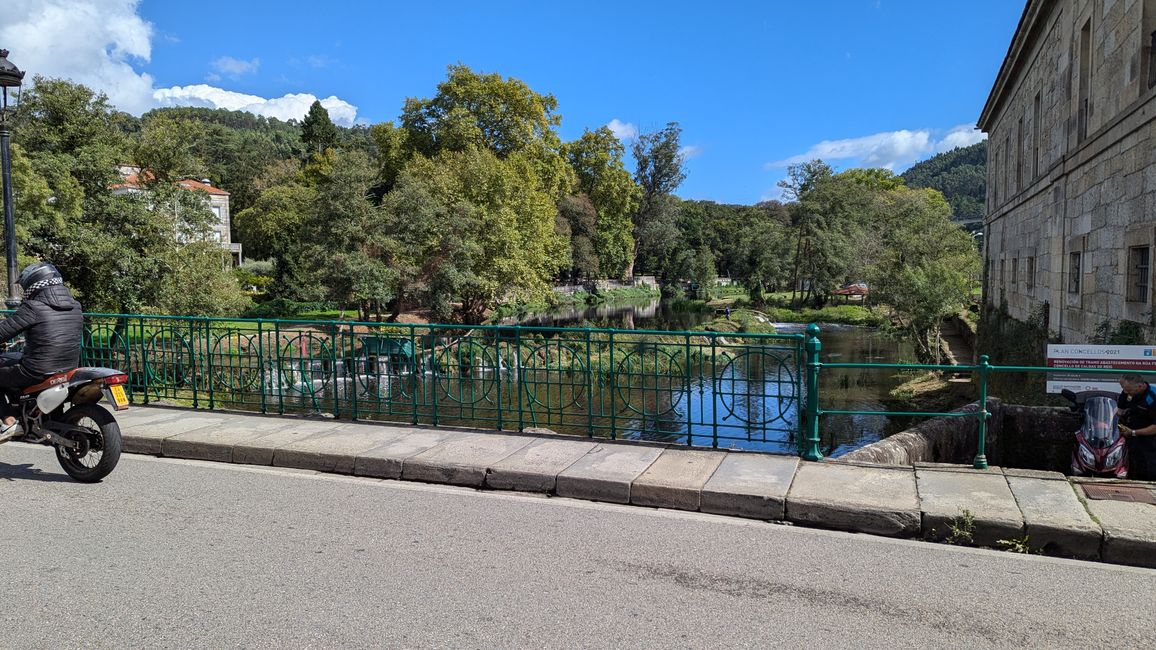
left=1083, top=396, right=1120, bottom=449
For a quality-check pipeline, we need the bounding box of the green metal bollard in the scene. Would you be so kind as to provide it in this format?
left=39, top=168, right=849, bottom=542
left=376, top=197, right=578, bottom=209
left=802, top=323, right=823, bottom=462
left=973, top=354, right=990, bottom=470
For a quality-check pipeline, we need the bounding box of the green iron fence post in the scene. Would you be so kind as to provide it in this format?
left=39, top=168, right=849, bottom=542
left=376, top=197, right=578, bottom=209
left=189, top=318, right=198, bottom=409
left=206, top=320, right=215, bottom=410
left=974, top=354, right=991, bottom=470
left=515, top=328, right=524, bottom=432
left=495, top=329, right=504, bottom=431
left=685, top=333, right=694, bottom=447
left=139, top=317, right=150, bottom=405
left=257, top=320, right=267, bottom=414
left=802, top=323, right=823, bottom=462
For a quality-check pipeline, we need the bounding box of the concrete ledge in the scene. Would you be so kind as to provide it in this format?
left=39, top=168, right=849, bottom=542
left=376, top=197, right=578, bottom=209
left=486, top=439, right=598, bottom=492
left=701, top=454, right=798, bottom=520
left=786, top=462, right=920, bottom=537
left=1083, top=498, right=1156, bottom=569
left=630, top=449, right=724, bottom=511
left=555, top=445, right=663, bottom=504
left=162, top=417, right=341, bottom=463
left=917, top=469, right=1024, bottom=546
left=273, top=424, right=416, bottom=474
left=120, top=412, right=236, bottom=455
left=354, top=430, right=470, bottom=479
left=401, top=434, right=534, bottom=487
left=1006, top=475, right=1102, bottom=559
left=232, top=425, right=345, bottom=466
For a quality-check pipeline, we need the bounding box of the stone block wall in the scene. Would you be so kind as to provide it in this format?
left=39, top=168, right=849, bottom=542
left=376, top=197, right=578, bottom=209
left=981, top=0, right=1156, bottom=343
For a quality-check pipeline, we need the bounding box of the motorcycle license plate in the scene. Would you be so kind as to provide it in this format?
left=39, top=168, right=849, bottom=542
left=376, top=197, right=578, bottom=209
left=109, top=384, right=129, bottom=409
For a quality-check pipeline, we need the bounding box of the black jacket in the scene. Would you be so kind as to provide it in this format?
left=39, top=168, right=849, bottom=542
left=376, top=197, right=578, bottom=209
left=0, top=284, right=84, bottom=375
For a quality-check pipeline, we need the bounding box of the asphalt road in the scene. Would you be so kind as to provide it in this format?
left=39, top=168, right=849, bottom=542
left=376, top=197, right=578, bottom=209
left=1, top=444, right=1153, bottom=650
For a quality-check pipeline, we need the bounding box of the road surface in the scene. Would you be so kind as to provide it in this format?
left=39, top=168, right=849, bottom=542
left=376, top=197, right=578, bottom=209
left=1, top=445, right=1153, bottom=649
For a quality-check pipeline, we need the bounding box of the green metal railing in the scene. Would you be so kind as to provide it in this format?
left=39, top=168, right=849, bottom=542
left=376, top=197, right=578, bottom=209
left=800, top=324, right=1139, bottom=468
left=75, top=313, right=807, bottom=450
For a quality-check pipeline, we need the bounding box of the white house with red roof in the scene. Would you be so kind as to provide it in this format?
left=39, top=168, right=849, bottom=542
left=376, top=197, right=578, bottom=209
left=112, top=165, right=243, bottom=266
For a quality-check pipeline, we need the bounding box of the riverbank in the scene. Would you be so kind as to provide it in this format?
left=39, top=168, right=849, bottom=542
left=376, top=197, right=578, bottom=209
left=489, top=286, right=660, bottom=322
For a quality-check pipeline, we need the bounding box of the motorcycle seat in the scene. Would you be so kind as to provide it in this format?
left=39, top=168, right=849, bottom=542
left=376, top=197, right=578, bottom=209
left=23, top=369, right=79, bottom=395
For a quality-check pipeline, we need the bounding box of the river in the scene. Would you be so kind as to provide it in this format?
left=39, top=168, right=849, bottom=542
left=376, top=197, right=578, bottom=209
left=503, top=298, right=914, bottom=456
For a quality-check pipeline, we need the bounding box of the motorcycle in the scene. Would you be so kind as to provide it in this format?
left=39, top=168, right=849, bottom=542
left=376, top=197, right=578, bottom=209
left=1062, top=388, right=1128, bottom=479
left=0, top=339, right=128, bottom=482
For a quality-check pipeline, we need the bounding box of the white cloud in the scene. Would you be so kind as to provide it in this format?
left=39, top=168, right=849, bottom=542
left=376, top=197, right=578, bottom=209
left=0, top=0, right=358, bottom=124
left=212, top=56, right=260, bottom=78
left=937, top=124, right=987, bottom=152
left=768, top=125, right=988, bottom=171
left=153, top=85, right=358, bottom=125
left=679, top=145, right=703, bottom=161
left=607, top=118, right=639, bottom=140
left=769, top=129, right=935, bottom=170
left=1, top=0, right=157, bottom=114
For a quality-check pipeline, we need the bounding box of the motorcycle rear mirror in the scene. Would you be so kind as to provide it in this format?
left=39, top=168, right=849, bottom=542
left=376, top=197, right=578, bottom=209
left=1061, top=388, right=1076, bottom=402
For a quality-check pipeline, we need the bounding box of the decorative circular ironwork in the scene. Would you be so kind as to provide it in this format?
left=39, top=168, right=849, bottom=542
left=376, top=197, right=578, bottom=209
left=210, top=332, right=261, bottom=392
left=434, top=340, right=498, bottom=405
left=614, top=346, right=684, bottom=417
left=521, top=341, right=587, bottom=410
left=81, top=323, right=130, bottom=370
left=144, top=327, right=194, bottom=389
left=715, top=349, right=798, bottom=425
left=276, top=332, right=334, bottom=396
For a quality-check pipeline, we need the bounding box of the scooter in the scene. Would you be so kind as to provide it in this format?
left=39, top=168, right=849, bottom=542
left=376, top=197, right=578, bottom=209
left=1062, top=388, right=1128, bottom=478
left=0, top=341, right=128, bottom=482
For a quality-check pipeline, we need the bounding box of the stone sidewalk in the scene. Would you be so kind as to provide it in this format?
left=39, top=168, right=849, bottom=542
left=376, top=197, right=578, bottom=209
left=93, top=406, right=1156, bottom=569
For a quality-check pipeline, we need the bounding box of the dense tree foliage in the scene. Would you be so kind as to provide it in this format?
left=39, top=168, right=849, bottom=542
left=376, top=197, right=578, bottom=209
left=900, top=141, right=986, bottom=222
left=6, top=77, right=247, bottom=315
left=4, top=70, right=984, bottom=335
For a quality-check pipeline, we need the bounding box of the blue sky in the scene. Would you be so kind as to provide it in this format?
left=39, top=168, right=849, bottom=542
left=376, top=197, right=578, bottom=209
left=3, top=1, right=1024, bottom=204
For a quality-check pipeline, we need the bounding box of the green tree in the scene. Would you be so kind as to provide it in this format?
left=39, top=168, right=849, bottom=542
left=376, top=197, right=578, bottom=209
left=564, top=127, right=639, bottom=278
left=383, top=148, right=567, bottom=323
left=133, top=114, right=205, bottom=183
left=306, top=150, right=395, bottom=320
left=300, top=100, right=339, bottom=155
left=557, top=194, right=599, bottom=279
left=866, top=187, right=980, bottom=362
left=631, top=122, right=686, bottom=278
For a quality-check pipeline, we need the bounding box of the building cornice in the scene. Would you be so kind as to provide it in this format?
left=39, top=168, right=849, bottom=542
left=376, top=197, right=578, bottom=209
left=978, top=0, right=1052, bottom=132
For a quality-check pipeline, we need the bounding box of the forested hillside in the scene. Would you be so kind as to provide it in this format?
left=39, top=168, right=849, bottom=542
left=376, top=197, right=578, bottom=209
left=900, top=141, right=986, bottom=223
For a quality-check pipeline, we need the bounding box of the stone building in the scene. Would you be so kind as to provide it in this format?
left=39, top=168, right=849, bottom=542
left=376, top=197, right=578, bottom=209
left=112, top=166, right=243, bottom=266
left=978, top=0, right=1156, bottom=342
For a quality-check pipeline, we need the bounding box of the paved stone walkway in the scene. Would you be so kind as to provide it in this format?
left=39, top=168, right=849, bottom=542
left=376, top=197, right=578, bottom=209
left=91, top=405, right=1156, bottom=569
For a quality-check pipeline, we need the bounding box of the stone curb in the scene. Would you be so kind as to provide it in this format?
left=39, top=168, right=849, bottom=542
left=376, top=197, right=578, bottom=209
left=107, top=407, right=1156, bottom=570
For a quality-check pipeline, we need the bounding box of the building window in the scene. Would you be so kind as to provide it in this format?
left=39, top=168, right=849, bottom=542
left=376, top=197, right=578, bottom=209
left=1016, top=117, right=1024, bottom=192
left=1000, top=258, right=1006, bottom=290
left=1027, top=256, right=1036, bottom=290
left=1128, top=246, right=1151, bottom=303
left=1068, top=252, right=1082, bottom=294
left=1078, top=18, right=1092, bottom=142
left=1032, top=92, right=1042, bottom=177
left=1149, top=30, right=1156, bottom=89
left=1003, top=137, right=1010, bottom=200
left=1012, top=258, right=1019, bottom=287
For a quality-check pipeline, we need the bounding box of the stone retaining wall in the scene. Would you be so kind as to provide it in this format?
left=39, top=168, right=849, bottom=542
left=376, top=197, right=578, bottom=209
left=841, top=399, right=1079, bottom=471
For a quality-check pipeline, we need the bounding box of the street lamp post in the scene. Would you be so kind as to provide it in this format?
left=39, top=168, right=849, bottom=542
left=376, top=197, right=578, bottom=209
left=0, top=49, right=25, bottom=309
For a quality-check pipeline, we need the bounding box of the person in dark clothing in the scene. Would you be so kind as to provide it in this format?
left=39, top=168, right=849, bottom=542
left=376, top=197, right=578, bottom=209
left=0, top=263, right=84, bottom=442
left=1116, top=373, right=1156, bottom=480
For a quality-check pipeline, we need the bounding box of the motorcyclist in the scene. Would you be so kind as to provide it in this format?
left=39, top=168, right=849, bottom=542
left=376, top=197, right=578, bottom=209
left=0, top=263, right=84, bottom=442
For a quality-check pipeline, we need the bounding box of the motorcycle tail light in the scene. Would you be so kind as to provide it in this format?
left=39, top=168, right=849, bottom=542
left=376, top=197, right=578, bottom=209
left=102, top=374, right=128, bottom=386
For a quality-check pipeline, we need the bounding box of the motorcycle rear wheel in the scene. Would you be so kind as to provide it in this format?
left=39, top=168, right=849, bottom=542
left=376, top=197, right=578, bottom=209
left=54, top=404, right=122, bottom=483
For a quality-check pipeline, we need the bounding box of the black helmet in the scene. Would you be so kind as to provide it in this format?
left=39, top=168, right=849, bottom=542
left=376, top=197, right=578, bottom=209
left=17, top=262, right=63, bottom=295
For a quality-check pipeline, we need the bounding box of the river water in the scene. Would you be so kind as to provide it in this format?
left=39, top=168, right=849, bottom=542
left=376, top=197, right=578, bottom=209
left=503, top=298, right=914, bottom=456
